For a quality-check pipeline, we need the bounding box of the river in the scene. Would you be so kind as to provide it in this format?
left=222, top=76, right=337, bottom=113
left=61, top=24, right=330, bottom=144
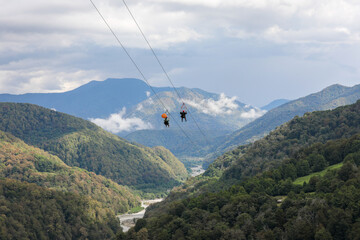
left=118, top=165, right=204, bottom=232
left=190, top=165, right=205, bottom=177
left=117, top=199, right=163, bottom=232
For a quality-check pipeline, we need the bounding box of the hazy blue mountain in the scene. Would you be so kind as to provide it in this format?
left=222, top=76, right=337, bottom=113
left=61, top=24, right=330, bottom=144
left=0, top=78, right=171, bottom=119
left=214, top=84, right=360, bottom=155
left=0, top=78, right=263, bottom=133
left=261, top=99, right=290, bottom=111
left=121, top=88, right=263, bottom=131
left=0, top=78, right=265, bottom=160
left=122, top=88, right=264, bottom=158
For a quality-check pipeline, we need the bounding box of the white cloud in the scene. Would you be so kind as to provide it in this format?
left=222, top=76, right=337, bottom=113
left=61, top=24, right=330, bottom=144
left=6, top=0, right=359, bottom=55
left=146, top=91, right=151, bottom=97
left=184, top=93, right=238, bottom=115
left=2, top=0, right=360, bottom=51
left=263, top=25, right=359, bottom=44
left=1, top=0, right=360, bottom=103
left=0, top=68, right=101, bottom=94
left=89, top=107, right=153, bottom=133
left=136, top=103, right=144, bottom=111
left=240, top=108, right=266, bottom=119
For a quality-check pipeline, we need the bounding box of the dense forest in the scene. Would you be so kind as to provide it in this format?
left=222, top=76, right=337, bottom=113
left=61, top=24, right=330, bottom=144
left=1, top=98, right=360, bottom=239
left=129, top=133, right=360, bottom=240
left=207, top=100, right=360, bottom=182
left=119, top=101, right=360, bottom=239
left=0, top=103, right=187, bottom=194
left=0, top=178, right=121, bottom=240
left=0, top=130, right=139, bottom=214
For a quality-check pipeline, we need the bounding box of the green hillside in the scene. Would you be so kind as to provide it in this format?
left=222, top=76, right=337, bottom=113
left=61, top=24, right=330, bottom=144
left=206, top=99, right=360, bottom=182
left=0, top=130, right=139, bottom=214
left=126, top=109, right=360, bottom=239
left=293, top=162, right=343, bottom=185
left=140, top=152, right=360, bottom=239
left=0, top=103, right=187, bottom=194
left=152, top=146, right=189, bottom=177
left=0, top=178, right=121, bottom=239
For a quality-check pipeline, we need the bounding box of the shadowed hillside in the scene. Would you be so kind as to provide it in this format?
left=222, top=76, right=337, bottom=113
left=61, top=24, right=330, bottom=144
left=0, top=179, right=121, bottom=239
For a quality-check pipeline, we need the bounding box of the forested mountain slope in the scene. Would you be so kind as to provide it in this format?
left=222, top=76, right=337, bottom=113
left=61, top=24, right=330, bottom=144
left=123, top=101, right=360, bottom=239
left=215, top=84, right=360, bottom=155
left=0, top=103, right=187, bottom=194
left=0, top=178, right=121, bottom=240
left=0, top=130, right=139, bottom=214
left=137, top=134, right=360, bottom=240
left=207, top=99, right=360, bottom=182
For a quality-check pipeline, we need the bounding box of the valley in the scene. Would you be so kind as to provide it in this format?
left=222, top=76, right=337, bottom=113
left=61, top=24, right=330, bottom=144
left=138, top=100, right=360, bottom=240
left=3, top=1, right=360, bottom=238
left=118, top=199, right=164, bottom=232
left=1, top=79, right=360, bottom=239
left=190, top=165, right=205, bottom=177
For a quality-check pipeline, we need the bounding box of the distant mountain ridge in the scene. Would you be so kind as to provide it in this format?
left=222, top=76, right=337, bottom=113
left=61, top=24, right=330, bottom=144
left=214, top=83, right=360, bottom=155
left=123, top=88, right=265, bottom=158
left=261, top=99, right=290, bottom=111
left=0, top=78, right=265, bottom=159
left=0, top=78, right=171, bottom=119
left=123, top=88, right=262, bottom=131
left=0, top=78, right=261, bottom=129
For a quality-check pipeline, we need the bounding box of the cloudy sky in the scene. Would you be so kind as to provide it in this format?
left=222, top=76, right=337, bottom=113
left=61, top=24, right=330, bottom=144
left=1, top=0, right=360, bottom=106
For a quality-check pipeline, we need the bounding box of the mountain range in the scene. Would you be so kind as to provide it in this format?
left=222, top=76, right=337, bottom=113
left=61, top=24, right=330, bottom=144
left=210, top=83, right=360, bottom=161
left=0, top=78, right=263, bottom=131
left=123, top=87, right=265, bottom=157
left=0, top=78, right=167, bottom=119
left=1, top=79, right=360, bottom=238
left=1, top=79, right=360, bottom=164
left=0, top=78, right=265, bottom=160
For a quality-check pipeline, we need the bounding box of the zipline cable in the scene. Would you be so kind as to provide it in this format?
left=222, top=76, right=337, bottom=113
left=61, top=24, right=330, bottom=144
left=122, top=0, right=211, bottom=145
left=89, top=0, right=196, bottom=146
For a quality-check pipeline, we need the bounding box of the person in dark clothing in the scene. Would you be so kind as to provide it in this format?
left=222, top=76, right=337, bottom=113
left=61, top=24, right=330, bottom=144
left=180, top=110, right=187, bottom=122
left=164, top=117, right=170, bottom=127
